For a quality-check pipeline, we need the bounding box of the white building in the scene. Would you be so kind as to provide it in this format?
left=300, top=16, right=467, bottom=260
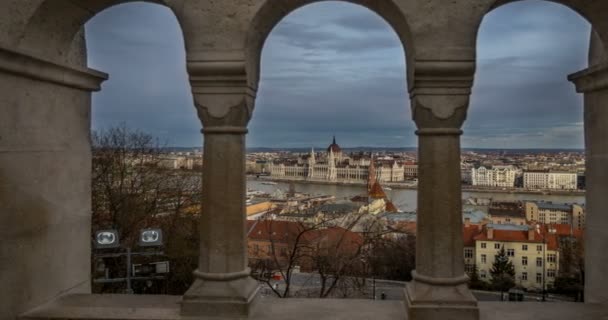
left=471, top=165, right=518, bottom=188
left=523, top=171, right=578, bottom=190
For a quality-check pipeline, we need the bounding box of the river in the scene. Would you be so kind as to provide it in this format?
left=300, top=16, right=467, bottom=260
left=247, top=179, right=585, bottom=212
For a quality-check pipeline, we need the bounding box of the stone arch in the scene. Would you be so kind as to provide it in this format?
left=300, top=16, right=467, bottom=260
left=482, top=0, right=607, bottom=59
left=469, top=0, right=590, bottom=148
left=246, top=0, right=414, bottom=91
left=18, top=0, right=183, bottom=65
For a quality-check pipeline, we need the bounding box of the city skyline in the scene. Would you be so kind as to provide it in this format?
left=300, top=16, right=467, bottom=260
left=87, top=0, right=590, bottom=149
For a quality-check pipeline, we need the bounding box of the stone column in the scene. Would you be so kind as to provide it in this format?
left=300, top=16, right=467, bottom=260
left=180, top=51, right=259, bottom=317
left=569, top=64, right=608, bottom=306
left=404, top=61, right=479, bottom=320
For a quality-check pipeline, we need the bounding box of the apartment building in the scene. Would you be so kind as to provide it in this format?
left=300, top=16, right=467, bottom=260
left=525, top=201, right=585, bottom=228
left=471, top=165, right=518, bottom=188
left=523, top=171, right=578, bottom=190
left=464, top=224, right=559, bottom=290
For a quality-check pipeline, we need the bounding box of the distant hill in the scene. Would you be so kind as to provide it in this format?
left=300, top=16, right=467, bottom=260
left=163, top=146, right=583, bottom=154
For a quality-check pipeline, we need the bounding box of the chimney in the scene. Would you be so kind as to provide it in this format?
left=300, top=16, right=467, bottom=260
left=464, top=217, right=471, bottom=228
left=487, top=226, right=494, bottom=239
left=528, top=227, right=535, bottom=241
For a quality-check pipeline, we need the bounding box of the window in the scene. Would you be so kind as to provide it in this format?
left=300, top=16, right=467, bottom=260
left=547, top=254, right=556, bottom=263
left=465, top=264, right=475, bottom=274
left=480, top=270, right=487, bottom=279
left=536, top=273, right=542, bottom=284
left=536, top=257, right=543, bottom=267
left=481, top=242, right=487, bottom=249
left=522, top=256, right=528, bottom=266
left=507, top=249, right=515, bottom=257
left=464, top=248, right=473, bottom=259
left=253, top=244, right=259, bottom=254
left=280, top=247, right=288, bottom=257
left=521, top=272, right=528, bottom=281
left=522, top=244, right=528, bottom=251
left=537, top=245, right=543, bottom=251
left=494, top=243, right=500, bottom=249
left=267, top=245, right=272, bottom=254
left=547, top=269, right=556, bottom=278
left=481, top=254, right=487, bottom=264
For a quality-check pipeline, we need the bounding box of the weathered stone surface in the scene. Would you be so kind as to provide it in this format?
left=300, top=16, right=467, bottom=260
left=0, top=57, right=105, bottom=320
left=18, top=293, right=608, bottom=320
left=1, top=1, right=608, bottom=320
left=569, top=62, right=608, bottom=306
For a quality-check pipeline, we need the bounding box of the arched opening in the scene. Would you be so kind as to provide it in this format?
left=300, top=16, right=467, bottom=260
left=85, top=2, right=199, bottom=295
left=465, top=0, right=589, bottom=302
left=247, top=1, right=417, bottom=298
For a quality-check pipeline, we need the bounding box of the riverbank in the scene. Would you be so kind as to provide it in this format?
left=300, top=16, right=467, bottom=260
left=248, top=175, right=585, bottom=197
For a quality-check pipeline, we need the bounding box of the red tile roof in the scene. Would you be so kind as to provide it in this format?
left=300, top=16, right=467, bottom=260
left=246, top=219, right=363, bottom=248
left=463, top=224, right=482, bottom=247
left=472, top=225, right=568, bottom=251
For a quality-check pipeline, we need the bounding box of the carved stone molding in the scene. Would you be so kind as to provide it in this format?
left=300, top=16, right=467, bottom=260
left=412, top=94, right=469, bottom=122
left=0, top=45, right=107, bottom=91
left=410, top=59, right=475, bottom=124
left=568, top=62, right=608, bottom=93
left=187, top=51, right=256, bottom=128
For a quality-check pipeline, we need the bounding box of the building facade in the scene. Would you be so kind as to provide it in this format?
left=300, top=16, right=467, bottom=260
left=523, top=171, right=578, bottom=190
left=268, top=138, right=405, bottom=183
left=471, top=166, right=518, bottom=188
left=464, top=224, right=560, bottom=291
left=525, top=201, right=585, bottom=228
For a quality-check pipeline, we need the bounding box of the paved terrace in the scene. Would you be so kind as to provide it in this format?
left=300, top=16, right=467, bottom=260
left=21, top=294, right=608, bottom=320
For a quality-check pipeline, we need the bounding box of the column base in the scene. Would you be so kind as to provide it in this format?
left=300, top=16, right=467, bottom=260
left=180, top=269, right=260, bottom=317
left=404, top=272, right=479, bottom=320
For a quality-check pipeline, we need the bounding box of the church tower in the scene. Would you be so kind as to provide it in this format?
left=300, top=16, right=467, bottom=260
left=327, top=135, right=342, bottom=162
left=327, top=149, right=337, bottom=181
left=307, top=148, right=315, bottom=178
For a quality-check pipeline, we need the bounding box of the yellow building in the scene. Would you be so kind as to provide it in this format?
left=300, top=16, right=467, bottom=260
left=525, top=201, right=585, bottom=228
left=466, top=224, right=560, bottom=290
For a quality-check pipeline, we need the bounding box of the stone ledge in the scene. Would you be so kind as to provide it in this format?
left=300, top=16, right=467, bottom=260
left=19, top=293, right=608, bottom=320
left=0, top=46, right=108, bottom=91
left=568, top=62, right=608, bottom=93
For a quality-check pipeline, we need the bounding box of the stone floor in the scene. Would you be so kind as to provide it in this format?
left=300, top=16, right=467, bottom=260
left=20, top=293, right=608, bottom=320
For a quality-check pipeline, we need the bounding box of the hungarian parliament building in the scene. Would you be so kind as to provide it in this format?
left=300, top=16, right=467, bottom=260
left=267, top=137, right=408, bottom=183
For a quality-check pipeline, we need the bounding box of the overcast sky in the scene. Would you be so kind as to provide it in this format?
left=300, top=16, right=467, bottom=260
left=86, top=0, right=590, bottom=149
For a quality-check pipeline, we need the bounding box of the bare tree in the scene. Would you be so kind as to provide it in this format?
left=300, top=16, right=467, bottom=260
left=91, top=124, right=201, bottom=294
left=249, top=211, right=411, bottom=299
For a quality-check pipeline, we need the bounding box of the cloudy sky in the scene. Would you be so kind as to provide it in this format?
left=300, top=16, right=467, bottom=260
left=86, top=0, right=590, bottom=149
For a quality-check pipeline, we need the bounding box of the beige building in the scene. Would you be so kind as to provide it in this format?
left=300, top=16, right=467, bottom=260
left=467, top=224, right=560, bottom=290
left=269, top=139, right=405, bottom=183
left=404, top=162, right=418, bottom=178
left=525, top=201, right=585, bottom=228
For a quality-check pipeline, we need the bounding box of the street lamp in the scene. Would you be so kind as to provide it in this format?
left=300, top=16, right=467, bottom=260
left=93, top=228, right=167, bottom=294
left=94, top=230, right=120, bottom=249
left=139, top=228, right=163, bottom=247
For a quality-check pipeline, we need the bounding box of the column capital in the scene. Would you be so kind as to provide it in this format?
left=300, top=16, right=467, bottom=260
left=568, top=62, right=608, bottom=93
left=410, top=60, right=474, bottom=129
left=187, top=50, right=255, bottom=129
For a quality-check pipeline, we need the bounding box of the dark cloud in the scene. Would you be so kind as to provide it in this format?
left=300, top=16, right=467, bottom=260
left=87, top=0, right=589, bottom=149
